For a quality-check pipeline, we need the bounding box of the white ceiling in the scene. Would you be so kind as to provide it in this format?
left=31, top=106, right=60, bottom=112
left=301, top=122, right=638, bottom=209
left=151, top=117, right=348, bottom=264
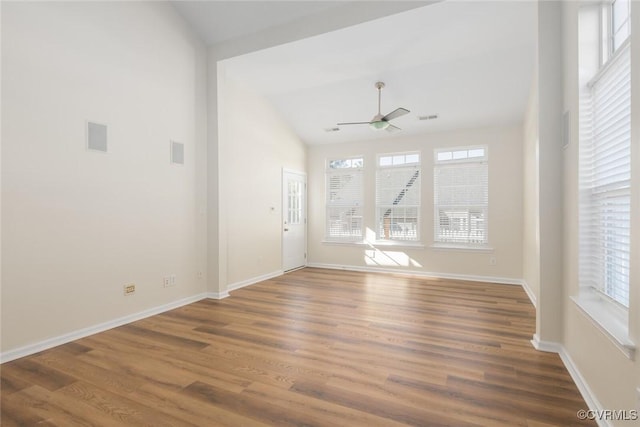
left=171, top=1, right=351, bottom=45
left=175, top=1, right=537, bottom=145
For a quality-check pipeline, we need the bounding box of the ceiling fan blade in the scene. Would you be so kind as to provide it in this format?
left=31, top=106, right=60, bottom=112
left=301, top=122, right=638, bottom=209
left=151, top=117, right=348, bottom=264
left=386, top=123, right=401, bottom=132
left=337, top=121, right=372, bottom=126
left=382, top=108, right=410, bottom=122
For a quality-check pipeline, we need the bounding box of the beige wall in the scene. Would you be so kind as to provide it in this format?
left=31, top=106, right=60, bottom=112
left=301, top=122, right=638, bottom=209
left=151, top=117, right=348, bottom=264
left=308, top=125, right=524, bottom=282
left=1, top=2, right=207, bottom=354
left=216, top=71, right=306, bottom=288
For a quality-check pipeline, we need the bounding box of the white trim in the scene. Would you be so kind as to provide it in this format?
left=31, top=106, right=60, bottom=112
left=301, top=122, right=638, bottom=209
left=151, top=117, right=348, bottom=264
left=226, top=270, right=283, bottom=293
left=520, top=279, right=537, bottom=308
left=206, top=291, right=230, bottom=300
left=430, top=243, right=494, bottom=253
left=282, top=167, right=306, bottom=176
left=529, top=337, right=610, bottom=427
left=0, top=293, right=207, bottom=364
left=305, top=262, right=522, bottom=286
left=530, top=334, right=562, bottom=353
left=321, top=240, right=426, bottom=249
left=570, top=294, right=636, bottom=360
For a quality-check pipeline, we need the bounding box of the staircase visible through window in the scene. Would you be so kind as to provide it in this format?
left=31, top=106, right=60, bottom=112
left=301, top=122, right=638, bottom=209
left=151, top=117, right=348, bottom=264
left=376, top=153, right=421, bottom=241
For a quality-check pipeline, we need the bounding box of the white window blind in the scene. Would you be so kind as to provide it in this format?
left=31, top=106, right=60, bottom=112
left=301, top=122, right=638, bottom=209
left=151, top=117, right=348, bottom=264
left=326, top=157, right=363, bottom=241
left=434, top=147, right=488, bottom=246
left=580, top=43, right=630, bottom=307
left=376, top=153, right=420, bottom=241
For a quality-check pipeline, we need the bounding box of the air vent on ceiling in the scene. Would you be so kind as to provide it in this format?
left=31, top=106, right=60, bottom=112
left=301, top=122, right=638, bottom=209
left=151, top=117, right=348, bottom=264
left=418, top=114, right=439, bottom=121
left=324, top=127, right=340, bottom=133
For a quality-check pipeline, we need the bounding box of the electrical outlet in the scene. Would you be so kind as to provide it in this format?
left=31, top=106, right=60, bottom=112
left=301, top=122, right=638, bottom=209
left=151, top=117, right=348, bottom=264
left=124, top=284, right=136, bottom=296
left=489, top=256, right=497, bottom=265
left=163, top=275, right=176, bottom=287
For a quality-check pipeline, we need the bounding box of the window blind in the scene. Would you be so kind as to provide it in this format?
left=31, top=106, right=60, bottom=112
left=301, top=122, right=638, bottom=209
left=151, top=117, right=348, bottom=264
left=326, top=162, right=363, bottom=241
left=580, top=43, right=630, bottom=307
left=376, top=164, right=420, bottom=241
left=434, top=157, right=488, bottom=245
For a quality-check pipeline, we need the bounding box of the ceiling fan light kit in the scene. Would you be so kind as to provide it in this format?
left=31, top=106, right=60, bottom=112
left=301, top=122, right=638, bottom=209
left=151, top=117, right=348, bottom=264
left=337, top=81, right=409, bottom=132
left=370, top=118, right=390, bottom=130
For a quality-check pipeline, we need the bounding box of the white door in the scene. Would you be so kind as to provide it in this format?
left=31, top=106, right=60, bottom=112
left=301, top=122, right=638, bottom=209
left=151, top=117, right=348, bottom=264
left=282, top=170, right=306, bottom=272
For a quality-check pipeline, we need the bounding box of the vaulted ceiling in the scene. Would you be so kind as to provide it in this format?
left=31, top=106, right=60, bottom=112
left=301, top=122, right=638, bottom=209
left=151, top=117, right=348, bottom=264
left=173, top=1, right=537, bottom=145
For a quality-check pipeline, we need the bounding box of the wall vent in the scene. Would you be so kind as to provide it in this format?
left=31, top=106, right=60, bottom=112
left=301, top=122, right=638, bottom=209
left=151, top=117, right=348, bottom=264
left=87, top=121, right=108, bottom=152
left=171, top=141, right=184, bottom=165
left=418, top=114, right=439, bottom=121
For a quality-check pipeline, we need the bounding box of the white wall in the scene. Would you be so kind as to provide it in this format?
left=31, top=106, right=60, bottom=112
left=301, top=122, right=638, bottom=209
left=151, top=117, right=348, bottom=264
left=216, top=71, right=306, bottom=288
left=1, top=2, right=207, bottom=354
left=308, top=125, right=523, bottom=282
left=534, top=1, right=565, bottom=346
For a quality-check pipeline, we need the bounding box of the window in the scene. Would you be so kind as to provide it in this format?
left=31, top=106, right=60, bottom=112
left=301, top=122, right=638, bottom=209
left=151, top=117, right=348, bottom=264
left=434, top=147, right=488, bottom=246
left=325, top=157, right=363, bottom=241
left=612, top=0, right=630, bottom=52
left=601, top=0, right=631, bottom=64
left=580, top=43, right=631, bottom=308
left=376, top=153, right=420, bottom=241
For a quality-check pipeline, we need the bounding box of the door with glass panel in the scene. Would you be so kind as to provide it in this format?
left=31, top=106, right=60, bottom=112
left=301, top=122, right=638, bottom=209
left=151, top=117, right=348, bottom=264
left=282, top=170, right=307, bottom=271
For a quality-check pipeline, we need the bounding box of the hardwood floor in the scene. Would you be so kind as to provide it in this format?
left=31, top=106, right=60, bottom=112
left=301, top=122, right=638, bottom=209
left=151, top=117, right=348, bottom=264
left=1, top=267, right=595, bottom=426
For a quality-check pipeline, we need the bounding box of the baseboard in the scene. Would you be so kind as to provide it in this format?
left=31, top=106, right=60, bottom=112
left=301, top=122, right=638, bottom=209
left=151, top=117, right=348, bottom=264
left=206, top=290, right=230, bottom=299
left=226, top=269, right=283, bottom=293
left=0, top=293, right=208, bottom=364
left=530, top=334, right=563, bottom=353
left=306, top=262, right=522, bottom=286
left=530, top=336, right=609, bottom=427
left=520, top=279, right=537, bottom=308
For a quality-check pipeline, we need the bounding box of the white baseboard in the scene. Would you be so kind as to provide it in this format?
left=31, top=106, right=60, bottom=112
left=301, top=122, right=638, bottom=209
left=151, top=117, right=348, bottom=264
left=520, top=279, right=537, bottom=308
left=530, top=334, right=563, bottom=353
left=530, top=336, right=609, bottom=427
left=226, top=269, right=283, bottom=293
left=306, top=262, right=522, bottom=286
left=206, top=290, right=230, bottom=299
left=0, top=293, right=208, bottom=364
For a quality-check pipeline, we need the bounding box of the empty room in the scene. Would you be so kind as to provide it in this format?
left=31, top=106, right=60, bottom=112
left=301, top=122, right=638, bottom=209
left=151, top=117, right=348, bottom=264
left=1, top=1, right=639, bottom=426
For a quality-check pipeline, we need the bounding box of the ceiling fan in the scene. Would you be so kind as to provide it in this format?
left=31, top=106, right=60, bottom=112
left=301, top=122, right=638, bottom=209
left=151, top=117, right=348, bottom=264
left=338, top=81, right=410, bottom=132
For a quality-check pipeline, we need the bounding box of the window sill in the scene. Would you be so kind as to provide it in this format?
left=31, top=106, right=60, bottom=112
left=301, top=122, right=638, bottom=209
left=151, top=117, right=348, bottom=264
left=571, top=291, right=635, bottom=360
left=321, top=240, right=425, bottom=249
left=430, top=243, right=494, bottom=253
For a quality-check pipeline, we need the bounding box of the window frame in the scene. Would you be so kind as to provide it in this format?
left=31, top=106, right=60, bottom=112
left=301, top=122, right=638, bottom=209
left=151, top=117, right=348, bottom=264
left=433, top=146, right=490, bottom=250
left=600, top=0, right=631, bottom=66
left=375, top=152, right=422, bottom=243
left=324, top=156, right=364, bottom=242
left=575, top=5, right=635, bottom=359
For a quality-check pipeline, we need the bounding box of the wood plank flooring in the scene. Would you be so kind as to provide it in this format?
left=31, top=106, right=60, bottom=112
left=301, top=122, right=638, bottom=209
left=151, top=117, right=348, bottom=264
left=1, top=267, right=595, bottom=426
